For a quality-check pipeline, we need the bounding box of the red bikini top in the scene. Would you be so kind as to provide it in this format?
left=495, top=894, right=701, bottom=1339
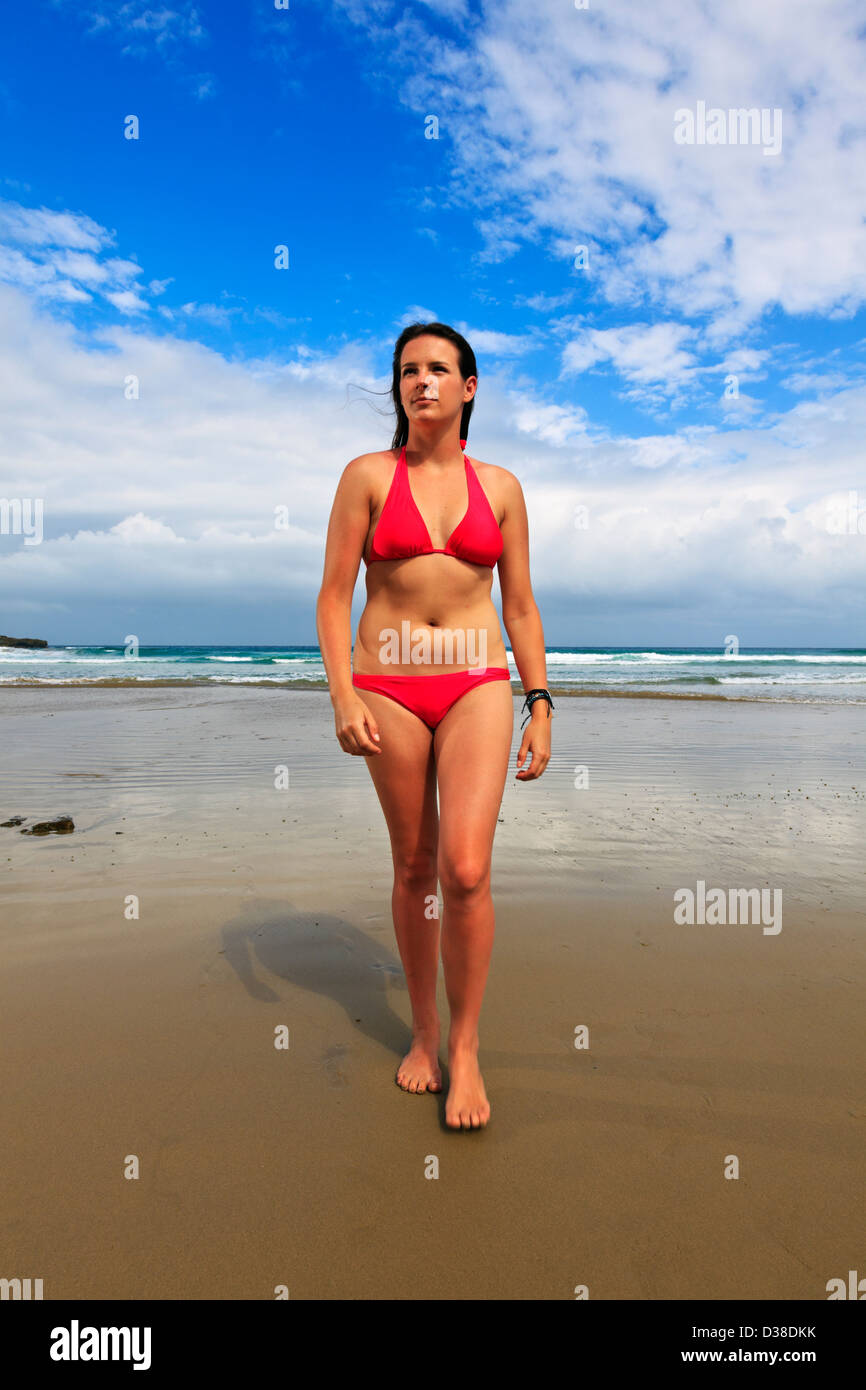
left=365, top=439, right=503, bottom=568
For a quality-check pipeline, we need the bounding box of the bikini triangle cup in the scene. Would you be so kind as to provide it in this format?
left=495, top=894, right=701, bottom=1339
left=365, top=439, right=503, bottom=567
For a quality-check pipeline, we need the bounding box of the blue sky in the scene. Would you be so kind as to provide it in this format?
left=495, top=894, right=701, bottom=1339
left=1, top=0, right=866, bottom=647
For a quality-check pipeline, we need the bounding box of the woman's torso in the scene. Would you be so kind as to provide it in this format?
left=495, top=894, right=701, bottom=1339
left=353, top=446, right=508, bottom=676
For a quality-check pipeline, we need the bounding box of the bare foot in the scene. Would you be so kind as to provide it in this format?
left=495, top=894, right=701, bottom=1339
left=395, top=1033, right=442, bottom=1094
left=445, top=1043, right=490, bottom=1129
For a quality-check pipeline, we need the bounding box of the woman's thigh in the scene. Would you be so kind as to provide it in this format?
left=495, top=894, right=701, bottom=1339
left=434, top=678, right=514, bottom=883
left=355, top=688, right=439, bottom=868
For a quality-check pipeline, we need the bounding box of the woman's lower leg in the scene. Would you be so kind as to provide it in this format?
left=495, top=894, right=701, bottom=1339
left=439, top=865, right=495, bottom=1050
left=392, top=861, right=441, bottom=1035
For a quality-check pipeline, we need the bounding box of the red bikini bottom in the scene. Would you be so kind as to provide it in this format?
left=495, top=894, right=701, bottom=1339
left=352, top=666, right=511, bottom=731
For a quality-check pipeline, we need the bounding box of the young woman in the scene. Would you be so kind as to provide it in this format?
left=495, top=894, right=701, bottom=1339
left=316, top=322, right=553, bottom=1130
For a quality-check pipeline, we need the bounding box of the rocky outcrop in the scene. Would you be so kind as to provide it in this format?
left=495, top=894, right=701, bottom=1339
left=8, top=815, right=76, bottom=835
left=0, top=635, right=48, bottom=648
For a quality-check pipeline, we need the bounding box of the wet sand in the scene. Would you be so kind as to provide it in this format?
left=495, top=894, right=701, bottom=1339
left=0, top=687, right=864, bottom=1298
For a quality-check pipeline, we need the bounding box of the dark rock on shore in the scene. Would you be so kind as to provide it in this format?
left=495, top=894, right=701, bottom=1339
left=0, top=635, right=49, bottom=648
left=1, top=815, right=27, bottom=827
left=20, top=815, right=75, bottom=835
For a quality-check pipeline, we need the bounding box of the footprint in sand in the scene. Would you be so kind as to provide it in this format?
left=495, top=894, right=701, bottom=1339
left=322, top=1043, right=350, bottom=1087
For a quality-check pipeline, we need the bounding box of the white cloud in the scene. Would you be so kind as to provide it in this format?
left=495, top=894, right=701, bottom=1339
left=1, top=279, right=864, bottom=637
left=104, top=288, right=149, bottom=314
left=334, top=0, right=866, bottom=333
left=781, top=370, right=859, bottom=394
left=508, top=398, right=591, bottom=448
left=54, top=0, right=208, bottom=56
left=456, top=326, right=537, bottom=357
left=0, top=199, right=147, bottom=311
left=110, top=514, right=183, bottom=544
left=0, top=201, right=105, bottom=251
left=562, top=323, right=697, bottom=386
left=398, top=305, right=440, bottom=326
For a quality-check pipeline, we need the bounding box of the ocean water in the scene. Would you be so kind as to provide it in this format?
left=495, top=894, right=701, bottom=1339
left=1, top=645, right=865, bottom=702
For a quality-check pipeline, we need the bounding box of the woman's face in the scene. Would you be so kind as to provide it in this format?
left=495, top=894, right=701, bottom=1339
left=399, top=335, right=475, bottom=433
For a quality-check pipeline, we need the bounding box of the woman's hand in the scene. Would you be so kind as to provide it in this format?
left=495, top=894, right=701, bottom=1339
left=515, top=706, right=552, bottom=780
left=333, top=694, right=382, bottom=756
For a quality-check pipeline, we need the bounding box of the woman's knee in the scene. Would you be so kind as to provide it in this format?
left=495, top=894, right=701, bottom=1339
left=392, top=848, right=438, bottom=891
left=438, top=853, right=491, bottom=898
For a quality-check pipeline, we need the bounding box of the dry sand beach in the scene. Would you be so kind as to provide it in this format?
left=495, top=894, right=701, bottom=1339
left=1, top=686, right=864, bottom=1299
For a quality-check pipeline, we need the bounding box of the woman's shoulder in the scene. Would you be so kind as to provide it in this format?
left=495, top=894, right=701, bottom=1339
left=468, top=454, right=522, bottom=495
left=339, top=447, right=399, bottom=489
left=344, top=446, right=399, bottom=471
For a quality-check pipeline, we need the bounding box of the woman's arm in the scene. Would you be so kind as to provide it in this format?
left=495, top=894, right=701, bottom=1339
left=315, top=455, right=381, bottom=754
left=497, top=470, right=548, bottom=691
left=496, top=470, right=552, bottom=779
